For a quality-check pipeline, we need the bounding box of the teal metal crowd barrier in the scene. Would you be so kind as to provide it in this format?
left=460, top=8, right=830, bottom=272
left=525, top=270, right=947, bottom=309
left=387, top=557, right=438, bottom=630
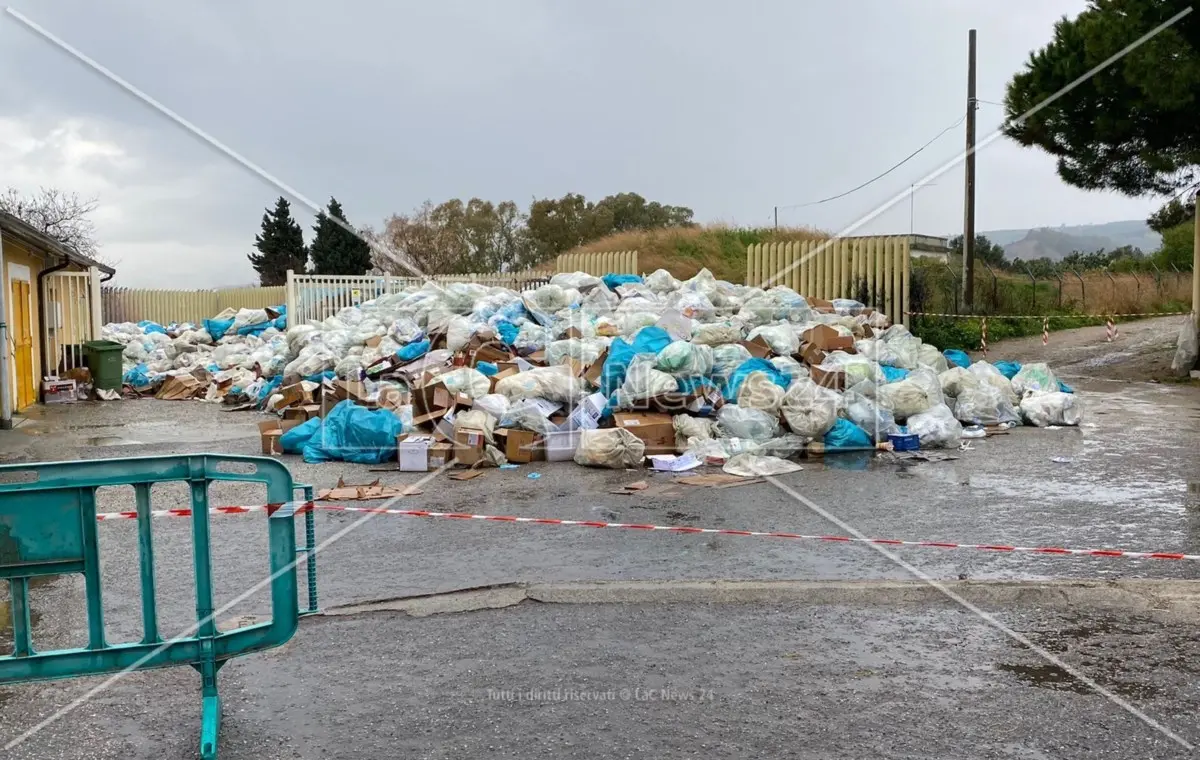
left=0, top=454, right=309, bottom=760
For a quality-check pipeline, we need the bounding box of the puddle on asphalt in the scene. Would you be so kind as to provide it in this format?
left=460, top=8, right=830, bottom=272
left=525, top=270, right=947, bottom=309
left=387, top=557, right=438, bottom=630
left=85, top=435, right=143, bottom=446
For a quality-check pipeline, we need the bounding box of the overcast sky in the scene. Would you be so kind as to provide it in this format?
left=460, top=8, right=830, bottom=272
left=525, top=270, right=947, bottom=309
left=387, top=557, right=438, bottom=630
left=0, top=1, right=1164, bottom=287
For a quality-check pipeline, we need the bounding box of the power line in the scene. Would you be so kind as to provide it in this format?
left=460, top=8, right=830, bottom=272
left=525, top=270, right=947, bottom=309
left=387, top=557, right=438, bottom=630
left=776, top=113, right=966, bottom=211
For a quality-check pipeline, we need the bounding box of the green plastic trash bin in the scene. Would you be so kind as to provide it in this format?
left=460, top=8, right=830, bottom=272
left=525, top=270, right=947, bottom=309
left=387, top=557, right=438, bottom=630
left=83, top=340, right=125, bottom=391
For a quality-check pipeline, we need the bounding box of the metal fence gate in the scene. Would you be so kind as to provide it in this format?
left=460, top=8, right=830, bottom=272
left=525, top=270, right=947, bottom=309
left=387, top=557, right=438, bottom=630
left=41, top=269, right=101, bottom=375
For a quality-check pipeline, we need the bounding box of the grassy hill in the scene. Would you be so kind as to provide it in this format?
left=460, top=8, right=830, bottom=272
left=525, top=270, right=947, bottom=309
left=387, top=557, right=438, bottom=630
left=981, top=220, right=1160, bottom=261
left=566, top=225, right=828, bottom=281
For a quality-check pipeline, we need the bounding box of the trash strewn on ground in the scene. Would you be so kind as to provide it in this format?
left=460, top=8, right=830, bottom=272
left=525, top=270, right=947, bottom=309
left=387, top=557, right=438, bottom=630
left=99, top=269, right=1080, bottom=471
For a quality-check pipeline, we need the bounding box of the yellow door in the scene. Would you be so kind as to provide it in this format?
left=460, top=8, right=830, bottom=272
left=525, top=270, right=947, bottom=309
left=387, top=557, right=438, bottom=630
left=11, top=279, right=34, bottom=409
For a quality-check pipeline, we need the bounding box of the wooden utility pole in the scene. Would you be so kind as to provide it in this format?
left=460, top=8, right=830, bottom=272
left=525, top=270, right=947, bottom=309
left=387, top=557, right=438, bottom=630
left=774, top=206, right=778, bottom=230
left=962, top=28, right=977, bottom=310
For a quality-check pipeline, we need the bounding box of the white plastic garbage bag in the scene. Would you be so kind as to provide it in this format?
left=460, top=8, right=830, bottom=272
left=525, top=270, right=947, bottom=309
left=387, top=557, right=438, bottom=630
left=844, top=390, right=897, bottom=443
left=454, top=409, right=496, bottom=445
left=230, top=308, right=270, bottom=332
left=1172, top=317, right=1199, bottom=376
left=969, top=361, right=1019, bottom=406
left=550, top=272, right=603, bottom=291
left=495, top=365, right=583, bottom=403
left=855, top=339, right=902, bottom=367
left=717, top=404, right=780, bottom=440
left=953, top=385, right=1020, bottom=426
left=885, top=334, right=922, bottom=370
left=1011, top=363, right=1061, bottom=397
left=746, top=324, right=800, bottom=356
left=906, top=404, right=963, bottom=449
left=620, top=362, right=678, bottom=401
left=737, top=371, right=785, bottom=415
left=436, top=367, right=492, bottom=399
left=1019, top=391, right=1082, bottom=427
left=916, top=344, right=949, bottom=372
left=389, top=318, right=424, bottom=345
left=667, top=290, right=716, bottom=320
left=770, top=355, right=806, bottom=379
left=722, top=454, right=802, bottom=477
left=939, top=366, right=980, bottom=398
left=692, top=320, right=745, bottom=346
left=673, top=414, right=717, bottom=453
left=574, top=428, right=646, bottom=469
left=473, top=393, right=511, bottom=421
left=876, top=379, right=934, bottom=421
left=645, top=269, right=682, bottom=294
left=712, top=344, right=753, bottom=383
left=656, top=341, right=714, bottom=376
left=780, top=378, right=840, bottom=438
left=500, top=398, right=561, bottom=433
left=546, top=338, right=605, bottom=367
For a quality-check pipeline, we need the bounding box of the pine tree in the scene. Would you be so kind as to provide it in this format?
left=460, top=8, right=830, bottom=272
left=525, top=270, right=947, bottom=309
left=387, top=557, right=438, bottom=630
left=248, top=196, right=308, bottom=285
left=309, top=197, right=374, bottom=275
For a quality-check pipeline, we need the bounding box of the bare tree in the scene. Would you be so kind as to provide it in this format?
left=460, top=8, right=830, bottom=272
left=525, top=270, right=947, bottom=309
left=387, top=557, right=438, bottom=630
left=0, top=187, right=103, bottom=262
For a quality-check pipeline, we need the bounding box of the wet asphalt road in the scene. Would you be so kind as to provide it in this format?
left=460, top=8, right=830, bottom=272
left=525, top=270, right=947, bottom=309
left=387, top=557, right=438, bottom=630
left=1, top=369, right=1198, bottom=758
left=3, top=601, right=1199, bottom=760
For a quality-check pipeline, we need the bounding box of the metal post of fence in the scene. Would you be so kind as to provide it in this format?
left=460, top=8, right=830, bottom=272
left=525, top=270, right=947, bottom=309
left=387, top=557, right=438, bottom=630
left=1024, top=266, right=1037, bottom=311
left=1130, top=270, right=1142, bottom=301
left=1055, top=273, right=1064, bottom=309
left=1071, top=269, right=1085, bottom=312
left=1103, top=268, right=1117, bottom=308
left=1150, top=263, right=1163, bottom=294
left=941, top=261, right=960, bottom=314
left=981, top=262, right=998, bottom=312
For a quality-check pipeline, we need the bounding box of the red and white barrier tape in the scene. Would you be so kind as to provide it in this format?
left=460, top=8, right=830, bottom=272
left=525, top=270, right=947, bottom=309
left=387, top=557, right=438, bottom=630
left=94, top=502, right=1200, bottom=562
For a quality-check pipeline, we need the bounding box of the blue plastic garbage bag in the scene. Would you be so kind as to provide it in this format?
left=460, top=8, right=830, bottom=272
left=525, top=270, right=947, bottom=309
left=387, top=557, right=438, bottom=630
left=477, top=362, right=498, bottom=377
left=677, top=376, right=719, bottom=395
left=256, top=376, right=281, bottom=407
left=137, top=320, right=167, bottom=335
left=302, top=400, right=406, bottom=464
left=723, top=358, right=790, bottom=400
left=280, top=417, right=321, bottom=455
left=599, top=326, right=672, bottom=395
left=495, top=320, right=520, bottom=346
left=943, top=349, right=971, bottom=369
left=203, top=317, right=234, bottom=341
left=1058, top=379, right=1073, bottom=393
left=602, top=273, right=642, bottom=290
left=304, top=370, right=335, bottom=383
left=123, top=363, right=153, bottom=387
left=880, top=366, right=910, bottom=383
left=824, top=418, right=874, bottom=451
left=994, top=360, right=1021, bottom=379
left=237, top=321, right=272, bottom=336
left=396, top=339, right=430, bottom=362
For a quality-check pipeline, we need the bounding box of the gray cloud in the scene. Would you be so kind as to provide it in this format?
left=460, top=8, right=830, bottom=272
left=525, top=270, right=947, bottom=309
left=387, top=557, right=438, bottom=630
left=1, top=0, right=1161, bottom=287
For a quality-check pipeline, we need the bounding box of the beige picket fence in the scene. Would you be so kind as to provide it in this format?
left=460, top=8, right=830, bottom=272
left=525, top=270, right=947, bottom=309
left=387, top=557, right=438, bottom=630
left=555, top=250, right=638, bottom=276
left=746, top=237, right=913, bottom=327
left=101, top=286, right=285, bottom=325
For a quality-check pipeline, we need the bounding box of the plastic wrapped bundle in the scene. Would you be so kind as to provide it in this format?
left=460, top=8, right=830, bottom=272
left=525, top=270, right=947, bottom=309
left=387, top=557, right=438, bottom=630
left=717, top=404, right=781, bottom=441
left=546, top=338, right=606, bottom=367
left=711, top=344, right=753, bottom=385
left=1019, top=391, right=1082, bottom=427
left=876, top=378, right=935, bottom=421
left=673, top=414, right=718, bottom=453
left=494, top=365, right=583, bottom=404
left=916, top=344, right=949, bottom=372
left=619, top=362, right=678, bottom=402
left=737, top=371, right=786, bottom=415
left=1010, top=363, right=1061, bottom=397
left=574, top=428, right=646, bottom=469
left=954, top=385, right=1020, bottom=426
left=780, top=377, right=841, bottom=438
left=655, top=341, right=714, bottom=377
left=906, top=404, right=963, bottom=449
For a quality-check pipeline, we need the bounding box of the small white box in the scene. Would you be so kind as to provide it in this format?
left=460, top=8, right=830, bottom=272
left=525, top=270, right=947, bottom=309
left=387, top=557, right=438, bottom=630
left=544, top=429, right=582, bottom=462
left=562, top=392, right=607, bottom=432
left=397, top=434, right=434, bottom=472
left=42, top=379, right=77, bottom=404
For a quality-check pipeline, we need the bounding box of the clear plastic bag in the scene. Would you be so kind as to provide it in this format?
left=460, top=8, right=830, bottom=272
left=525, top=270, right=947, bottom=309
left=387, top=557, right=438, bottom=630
left=916, top=344, right=949, bottom=372
left=953, top=385, right=1020, bottom=426
left=876, top=379, right=934, bottom=421
left=645, top=269, right=682, bottom=294
left=712, top=344, right=753, bottom=383
left=620, top=362, right=679, bottom=401
left=770, top=355, right=805, bottom=379
left=969, top=361, right=1019, bottom=406
left=1019, top=391, right=1082, bottom=427
left=717, top=404, right=781, bottom=441
left=844, top=390, right=897, bottom=443
left=437, top=367, right=492, bottom=399
left=473, top=393, right=511, bottom=421
left=939, top=366, right=980, bottom=398
left=494, top=365, right=583, bottom=404
left=1010, top=363, right=1061, bottom=397
left=574, top=428, right=646, bottom=468
left=692, top=320, right=745, bottom=346
left=737, top=371, right=785, bottom=415
left=722, top=454, right=802, bottom=477
left=667, top=290, right=716, bottom=320
left=780, top=378, right=840, bottom=438
left=656, top=341, right=714, bottom=376
left=673, top=414, right=717, bottom=452
left=746, top=324, right=800, bottom=356
left=546, top=338, right=606, bottom=367
left=906, top=404, right=963, bottom=448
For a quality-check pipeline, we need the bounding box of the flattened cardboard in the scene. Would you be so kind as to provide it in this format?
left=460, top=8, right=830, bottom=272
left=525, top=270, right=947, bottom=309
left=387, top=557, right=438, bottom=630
left=156, top=374, right=204, bottom=400
left=583, top=348, right=608, bottom=387
left=282, top=404, right=322, bottom=422
left=740, top=336, right=773, bottom=359
left=799, top=343, right=828, bottom=367
left=801, top=324, right=856, bottom=353
left=471, top=343, right=511, bottom=368
left=275, top=382, right=311, bottom=408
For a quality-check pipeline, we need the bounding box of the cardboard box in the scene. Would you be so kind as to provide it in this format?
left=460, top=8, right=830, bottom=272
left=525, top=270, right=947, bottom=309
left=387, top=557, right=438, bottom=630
left=583, top=348, right=608, bottom=388
left=411, top=384, right=453, bottom=427
left=364, top=335, right=383, bottom=348
left=489, top=367, right=520, bottom=394
left=258, top=419, right=301, bottom=456
left=283, top=404, right=322, bottom=422
left=501, top=428, right=546, bottom=463
left=330, top=379, right=369, bottom=404
left=563, top=392, right=608, bottom=431
left=42, top=378, right=76, bottom=404
left=275, top=382, right=312, bottom=409
left=799, top=343, right=828, bottom=367
left=810, top=365, right=845, bottom=391
left=452, top=427, right=488, bottom=466
left=809, top=297, right=835, bottom=313
left=802, top=324, right=856, bottom=353
left=471, top=343, right=511, bottom=368
left=740, top=336, right=773, bottom=359
left=525, top=350, right=546, bottom=365
left=564, top=326, right=584, bottom=340
left=397, top=434, right=435, bottom=471
left=428, top=442, right=455, bottom=469
left=614, top=412, right=676, bottom=456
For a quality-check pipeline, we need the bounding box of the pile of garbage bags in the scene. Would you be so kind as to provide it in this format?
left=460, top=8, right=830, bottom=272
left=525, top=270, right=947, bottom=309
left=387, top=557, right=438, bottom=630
left=100, top=268, right=1080, bottom=466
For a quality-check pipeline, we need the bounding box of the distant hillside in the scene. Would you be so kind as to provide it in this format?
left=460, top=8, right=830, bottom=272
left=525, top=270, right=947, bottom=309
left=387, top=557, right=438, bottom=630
left=979, top=220, right=1160, bottom=262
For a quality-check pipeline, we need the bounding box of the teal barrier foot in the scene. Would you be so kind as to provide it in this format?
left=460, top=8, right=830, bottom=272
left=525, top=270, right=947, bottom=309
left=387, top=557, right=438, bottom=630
left=200, top=692, right=221, bottom=760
